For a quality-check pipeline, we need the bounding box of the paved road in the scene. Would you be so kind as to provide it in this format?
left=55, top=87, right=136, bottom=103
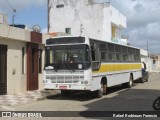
left=1, top=72, right=160, bottom=120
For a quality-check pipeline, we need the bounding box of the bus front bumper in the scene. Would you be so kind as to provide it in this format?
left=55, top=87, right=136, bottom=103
left=44, top=84, right=91, bottom=91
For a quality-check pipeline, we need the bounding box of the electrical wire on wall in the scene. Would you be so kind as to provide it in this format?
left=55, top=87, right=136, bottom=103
left=73, top=0, right=87, bottom=36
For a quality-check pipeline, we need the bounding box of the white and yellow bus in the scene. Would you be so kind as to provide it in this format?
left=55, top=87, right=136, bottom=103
left=43, top=36, right=142, bottom=97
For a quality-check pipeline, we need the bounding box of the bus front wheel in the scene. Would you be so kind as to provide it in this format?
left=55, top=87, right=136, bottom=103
left=94, top=84, right=103, bottom=98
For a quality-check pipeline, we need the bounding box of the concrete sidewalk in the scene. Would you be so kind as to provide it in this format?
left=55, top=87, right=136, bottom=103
left=0, top=90, right=60, bottom=106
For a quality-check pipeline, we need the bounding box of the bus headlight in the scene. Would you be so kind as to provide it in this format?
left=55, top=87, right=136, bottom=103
left=43, top=80, right=46, bottom=83
left=81, top=81, right=88, bottom=84
left=84, top=81, right=88, bottom=84
left=43, top=80, right=49, bottom=83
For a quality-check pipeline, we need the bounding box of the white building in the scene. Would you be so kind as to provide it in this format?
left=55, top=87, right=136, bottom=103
left=140, top=49, right=160, bottom=72
left=48, top=0, right=127, bottom=44
left=0, top=13, right=8, bottom=24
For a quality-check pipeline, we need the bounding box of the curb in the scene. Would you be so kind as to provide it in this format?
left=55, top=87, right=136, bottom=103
left=0, top=90, right=60, bottom=107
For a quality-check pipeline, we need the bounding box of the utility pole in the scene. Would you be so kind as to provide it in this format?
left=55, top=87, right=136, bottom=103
left=147, top=40, right=149, bottom=57
left=12, top=9, right=16, bottom=26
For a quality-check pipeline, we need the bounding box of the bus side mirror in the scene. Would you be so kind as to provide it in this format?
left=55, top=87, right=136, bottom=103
left=92, top=61, right=101, bottom=71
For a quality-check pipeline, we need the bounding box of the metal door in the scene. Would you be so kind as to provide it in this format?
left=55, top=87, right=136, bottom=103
left=27, top=43, right=38, bottom=91
left=0, top=44, right=7, bottom=95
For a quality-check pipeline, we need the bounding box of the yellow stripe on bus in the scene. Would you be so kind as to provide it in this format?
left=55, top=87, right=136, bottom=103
left=93, top=63, right=141, bottom=73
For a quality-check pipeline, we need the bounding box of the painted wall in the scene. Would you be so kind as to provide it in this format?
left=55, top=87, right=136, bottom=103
left=0, top=38, right=26, bottom=94
left=0, top=13, right=8, bottom=24
left=0, top=38, right=45, bottom=94
left=140, top=49, right=160, bottom=72
left=38, top=44, right=45, bottom=91
left=0, top=24, right=45, bottom=94
left=102, top=5, right=126, bottom=42
left=48, top=0, right=126, bottom=42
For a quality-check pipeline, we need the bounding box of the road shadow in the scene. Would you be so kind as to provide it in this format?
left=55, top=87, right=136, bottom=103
left=79, top=88, right=160, bottom=119
left=46, top=84, right=137, bottom=101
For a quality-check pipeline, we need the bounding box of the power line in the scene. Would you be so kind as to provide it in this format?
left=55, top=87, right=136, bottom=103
left=4, top=0, right=17, bottom=25
left=4, top=0, right=16, bottom=12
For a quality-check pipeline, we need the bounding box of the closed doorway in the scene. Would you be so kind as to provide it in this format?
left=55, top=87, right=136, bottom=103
left=27, top=43, right=38, bottom=91
left=0, top=44, right=7, bottom=95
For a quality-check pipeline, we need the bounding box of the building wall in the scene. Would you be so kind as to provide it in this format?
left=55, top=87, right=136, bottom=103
left=0, top=23, right=45, bottom=94
left=0, top=13, right=8, bottom=24
left=49, top=2, right=103, bottom=39
left=0, top=38, right=26, bottom=94
left=140, top=49, right=160, bottom=72
left=38, top=44, right=45, bottom=91
left=157, top=56, right=160, bottom=71
left=49, top=0, right=126, bottom=42
left=0, top=24, right=30, bottom=42
left=0, top=39, right=45, bottom=94
left=102, top=5, right=126, bottom=42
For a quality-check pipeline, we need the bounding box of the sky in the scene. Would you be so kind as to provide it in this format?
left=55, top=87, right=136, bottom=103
left=0, top=0, right=47, bottom=32
left=0, top=0, right=160, bottom=54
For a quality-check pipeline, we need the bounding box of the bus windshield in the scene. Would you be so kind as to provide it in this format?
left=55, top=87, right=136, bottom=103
left=45, top=44, right=91, bottom=70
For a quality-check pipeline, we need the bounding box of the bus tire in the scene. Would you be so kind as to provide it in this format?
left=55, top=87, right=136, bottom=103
left=101, top=77, right=108, bottom=95
left=94, top=84, right=103, bottom=98
left=145, top=72, right=149, bottom=82
left=141, top=77, right=145, bottom=83
left=103, top=84, right=107, bottom=95
left=146, top=78, right=148, bottom=82
left=126, top=74, right=133, bottom=88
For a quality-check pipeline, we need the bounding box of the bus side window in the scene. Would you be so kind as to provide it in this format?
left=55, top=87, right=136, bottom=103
left=101, top=52, right=106, bottom=61
left=91, top=46, right=96, bottom=61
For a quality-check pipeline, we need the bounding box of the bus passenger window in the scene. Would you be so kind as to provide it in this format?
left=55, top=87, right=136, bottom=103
left=108, top=53, right=112, bottom=61
left=116, top=54, right=120, bottom=61
left=91, top=46, right=96, bottom=61
left=92, top=51, right=95, bottom=61
left=123, top=54, right=128, bottom=61
left=101, top=52, right=106, bottom=61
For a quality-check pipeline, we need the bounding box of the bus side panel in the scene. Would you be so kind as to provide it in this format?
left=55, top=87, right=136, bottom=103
left=107, top=70, right=142, bottom=87
left=90, top=76, right=101, bottom=91
left=107, top=73, right=130, bottom=87
left=132, top=70, right=142, bottom=80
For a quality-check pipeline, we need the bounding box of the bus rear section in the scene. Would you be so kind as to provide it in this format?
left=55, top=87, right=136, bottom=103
left=89, top=39, right=143, bottom=97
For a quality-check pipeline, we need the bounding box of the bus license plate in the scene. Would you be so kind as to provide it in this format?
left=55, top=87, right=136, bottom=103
left=59, top=86, right=67, bottom=89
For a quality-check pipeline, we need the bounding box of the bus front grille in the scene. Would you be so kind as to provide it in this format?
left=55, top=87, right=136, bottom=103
left=45, top=70, right=84, bottom=84
left=46, top=75, right=84, bottom=83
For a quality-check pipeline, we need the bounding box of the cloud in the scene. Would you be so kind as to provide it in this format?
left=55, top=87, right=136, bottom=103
left=94, top=0, right=160, bottom=54
left=109, top=0, right=160, bottom=54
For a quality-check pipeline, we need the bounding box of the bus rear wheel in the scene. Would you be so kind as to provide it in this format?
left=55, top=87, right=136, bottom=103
left=123, top=75, right=133, bottom=88
left=127, top=75, right=133, bottom=88
left=140, top=77, right=145, bottom=83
